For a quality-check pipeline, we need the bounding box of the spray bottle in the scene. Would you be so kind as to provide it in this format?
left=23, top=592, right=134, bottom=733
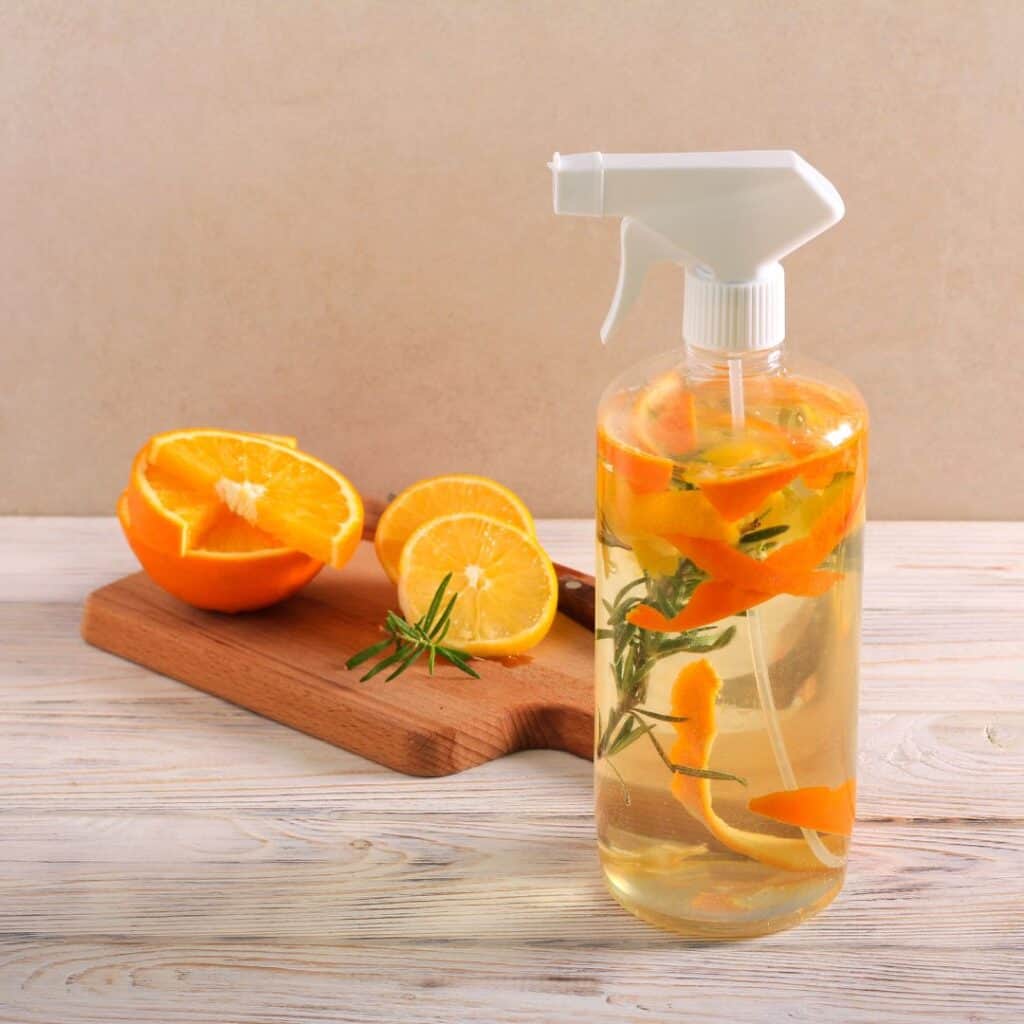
left=550, top=151, right=867, bottom=937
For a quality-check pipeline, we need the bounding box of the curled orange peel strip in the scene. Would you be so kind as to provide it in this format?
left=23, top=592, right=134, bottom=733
left=597, top=427, right=673, bottom=494
left=699, top=464, right=804, bottom=522
left=627, top=474, right=861, bottom=631
left=664, top=535, right=843, bottom=599
left=626, top=477, right=860, bottom=634
left=669, top=659, right=843, bottom=872
left=606, top=484, right=739, bottom=545
left=697, top=431, right=865, bottom=522
left=628, top=580, right=771, bottom=632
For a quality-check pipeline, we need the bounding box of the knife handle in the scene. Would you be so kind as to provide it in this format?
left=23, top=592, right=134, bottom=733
left=362, top=495, right=596, bottom=633
left=552, top=563, right=596, bottom=633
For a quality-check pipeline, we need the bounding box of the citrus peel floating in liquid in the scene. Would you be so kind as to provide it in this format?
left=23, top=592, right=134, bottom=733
left=631, top=371, right=698, bottom=456
left=668, top=659, right=844, bottom=873
left=626, top=469, right=864, bottom=631
left=749, top=780, right=856, bottom=837
left=603, top=478, right=740, bottom=545
left=597, top=426, right=674, bottom=494
left=696, top=431, right=865, bottom=522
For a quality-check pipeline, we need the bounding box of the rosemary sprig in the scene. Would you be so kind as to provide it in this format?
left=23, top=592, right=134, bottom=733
left=739, top=524, right=789, bottom=546
left=596, top=561, right=743, bottom=788
left=345, top=573, right=480, bottom=682
left=598, top=513, right=631, bottom=551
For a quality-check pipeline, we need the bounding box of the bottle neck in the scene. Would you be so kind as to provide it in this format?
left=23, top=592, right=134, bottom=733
left=684, top=342, right=785, bottom=380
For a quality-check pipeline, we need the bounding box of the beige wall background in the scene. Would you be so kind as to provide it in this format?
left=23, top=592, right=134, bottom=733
left=3, top=0, right=1023, bottom=518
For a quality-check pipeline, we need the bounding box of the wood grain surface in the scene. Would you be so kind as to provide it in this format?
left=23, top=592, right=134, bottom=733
left=81, top=542, right=594, bottom=776
left=2, top=518, right=1023, bottom=1023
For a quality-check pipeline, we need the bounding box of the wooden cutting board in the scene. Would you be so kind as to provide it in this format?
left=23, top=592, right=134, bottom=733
left=81, top=541, right=596, bottom=776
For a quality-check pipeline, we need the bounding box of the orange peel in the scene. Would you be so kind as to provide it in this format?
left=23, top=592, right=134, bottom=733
left=749, top=780, right=856, bottom=837
left=669, top=659, right=843, bottom=872
left=597, top=426, right=673, bottom=494
left=118, top=493, right=321, bottom=613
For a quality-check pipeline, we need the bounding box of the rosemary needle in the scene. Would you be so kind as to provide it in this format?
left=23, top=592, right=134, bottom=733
left=345, top=573, right=480, bottom=682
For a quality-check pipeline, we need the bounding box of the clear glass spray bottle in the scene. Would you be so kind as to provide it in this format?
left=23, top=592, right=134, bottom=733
left=551, top=151, right=867, bottom=937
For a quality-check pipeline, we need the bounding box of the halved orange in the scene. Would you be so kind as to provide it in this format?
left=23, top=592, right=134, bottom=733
left=118, top=493, right=322, bottom=613
left=374, top=474, right=535, bottom=583
left=132, top=429, right=363, bottom=568
left=397, top=513, right=557, bottom=656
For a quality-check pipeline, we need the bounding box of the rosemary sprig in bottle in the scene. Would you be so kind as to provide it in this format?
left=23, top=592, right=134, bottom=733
left=345, top=573, right=480, bottom=682
left=595, top=560, right=743, bottom=789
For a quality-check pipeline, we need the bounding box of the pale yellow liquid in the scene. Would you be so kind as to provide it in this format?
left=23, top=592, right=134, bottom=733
left=594, top=364, right=866, bottom=938
left=596, top=526, right=862, bottom=938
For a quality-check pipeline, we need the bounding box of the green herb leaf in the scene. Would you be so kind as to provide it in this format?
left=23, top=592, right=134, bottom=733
left=345, top=638, right=393, bottom=670
left=633, top=706, right=689, bottom=724
left=646, top=728, right=745, bottom=785
left=739, top=524, right=790, bottom=545
left=597, top=558, right=741, bottom=793
left=429, top=592, right=459, bottom=641
left=345, top=576, right=479, bottom=683
left=421, top=572, right=452, bottom=632
left=607, top=714, right=656, bottom=756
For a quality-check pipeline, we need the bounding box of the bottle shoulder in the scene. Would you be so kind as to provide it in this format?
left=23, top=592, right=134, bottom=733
left=598, top=346, right=867, bottom=481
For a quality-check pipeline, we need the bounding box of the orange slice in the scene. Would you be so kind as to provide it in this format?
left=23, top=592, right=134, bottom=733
left=749, top=780, right=856, bottom=837
left=669, top=659, right=843, bottom=872
left=397, top=513, right=557, bottom=656
left=374, top=474, right=534, bottom=583
left=139, top=429, right=363, bottom=568
left=118, top=493, right=321, bottom=613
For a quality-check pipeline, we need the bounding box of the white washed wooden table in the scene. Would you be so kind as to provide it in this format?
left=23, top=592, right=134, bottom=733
left=1, top=518, right=1022, bottom=1023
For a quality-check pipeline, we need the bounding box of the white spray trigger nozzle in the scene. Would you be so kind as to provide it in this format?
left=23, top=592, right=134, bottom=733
left=550, top=150, right=845, bottom=351
left=601, top=218, right=687, bottom=343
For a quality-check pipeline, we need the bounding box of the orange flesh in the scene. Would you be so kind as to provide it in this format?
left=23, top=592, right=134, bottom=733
left=142, top=430, right=363, bottom=567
